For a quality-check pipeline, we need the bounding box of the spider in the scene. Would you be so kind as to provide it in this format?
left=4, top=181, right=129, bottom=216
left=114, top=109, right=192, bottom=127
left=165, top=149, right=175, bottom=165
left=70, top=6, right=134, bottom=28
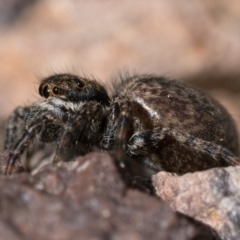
left=4, top=73, right=240, bottom=175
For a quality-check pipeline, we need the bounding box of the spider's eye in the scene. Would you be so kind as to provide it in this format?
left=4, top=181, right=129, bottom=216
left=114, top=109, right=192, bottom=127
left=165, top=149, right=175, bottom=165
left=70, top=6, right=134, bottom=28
left=76, top=79, right=84, bottom=88
left=42, top=85, right=50, bottom=98
left=53, top=86, right=59, bottom=94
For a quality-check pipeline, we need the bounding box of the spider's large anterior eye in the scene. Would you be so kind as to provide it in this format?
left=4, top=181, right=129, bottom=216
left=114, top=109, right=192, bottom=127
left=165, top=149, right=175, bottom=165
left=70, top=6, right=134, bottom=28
left=43, top=85, right=50, bottom=98
left=53, top=86, right=59, bottom=94
left=76, top=79, right=84, bottom=88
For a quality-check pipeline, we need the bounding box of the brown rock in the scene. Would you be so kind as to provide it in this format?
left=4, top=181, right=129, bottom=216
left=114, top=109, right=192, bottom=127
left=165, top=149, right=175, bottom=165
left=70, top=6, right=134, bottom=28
left=0, top=152, right=219, bottom=239
left=153, top=167, right=240, bottom=240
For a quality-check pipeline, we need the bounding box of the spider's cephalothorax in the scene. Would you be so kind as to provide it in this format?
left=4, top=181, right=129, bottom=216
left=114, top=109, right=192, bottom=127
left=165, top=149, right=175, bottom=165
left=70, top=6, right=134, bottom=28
left=4, top=73, right=240, bottom=175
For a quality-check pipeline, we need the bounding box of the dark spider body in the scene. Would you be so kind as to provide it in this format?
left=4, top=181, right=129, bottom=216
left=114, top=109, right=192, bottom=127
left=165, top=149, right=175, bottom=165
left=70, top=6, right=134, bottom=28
left=4, top=74, right=240, bottom=175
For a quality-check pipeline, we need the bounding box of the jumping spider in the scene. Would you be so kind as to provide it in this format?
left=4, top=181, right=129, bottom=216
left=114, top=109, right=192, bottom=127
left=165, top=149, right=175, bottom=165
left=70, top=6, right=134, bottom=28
left=4, top=73, right=240, bottom=175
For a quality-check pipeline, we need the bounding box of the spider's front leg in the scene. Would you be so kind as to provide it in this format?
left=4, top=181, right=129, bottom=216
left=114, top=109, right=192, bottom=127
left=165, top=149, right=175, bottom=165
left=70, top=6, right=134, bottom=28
left=4, top=106, right=29, bottom=151
left=127, top=127, right=240, bottom=174
left=5, top=114, right=54, bottom=175
left=101, top=96, right=135, bottom=168
left=100, top=97, right=120, bottom=150
left=115, top=100, right=134, bottom=169
left=101, top=96, right=134, bottom=169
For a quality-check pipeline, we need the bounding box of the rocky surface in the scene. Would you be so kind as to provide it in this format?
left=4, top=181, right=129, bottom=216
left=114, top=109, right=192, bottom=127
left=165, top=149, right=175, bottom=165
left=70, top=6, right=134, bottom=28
left=153, top=167, right=240, bottom=240
left=0, top=152, right=220, bottom=240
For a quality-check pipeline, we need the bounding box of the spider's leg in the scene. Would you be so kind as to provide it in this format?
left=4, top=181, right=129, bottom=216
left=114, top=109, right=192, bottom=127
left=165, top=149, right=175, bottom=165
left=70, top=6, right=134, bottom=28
left=5, top=116, right=52, bottom=175
left=4, top=106, right=29, bottom=150
left=100, top=97, right=120, bottom=150
left=53, top=113, right=86, bottom=163
left=127, top=127, right=240, bottom=170
left=114, top=100, right=133, bottom=169
left=53, top=102, right=103, bottom=162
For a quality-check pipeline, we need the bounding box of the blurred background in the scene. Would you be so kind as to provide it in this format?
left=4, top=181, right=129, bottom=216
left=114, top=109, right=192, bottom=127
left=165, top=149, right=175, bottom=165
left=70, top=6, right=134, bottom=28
left=1, top=0, right=240, bottom=150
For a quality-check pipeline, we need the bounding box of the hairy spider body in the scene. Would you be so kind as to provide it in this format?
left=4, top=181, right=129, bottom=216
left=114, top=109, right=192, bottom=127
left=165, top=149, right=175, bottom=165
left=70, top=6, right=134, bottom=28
left=5, top=74, right=240, bottom=175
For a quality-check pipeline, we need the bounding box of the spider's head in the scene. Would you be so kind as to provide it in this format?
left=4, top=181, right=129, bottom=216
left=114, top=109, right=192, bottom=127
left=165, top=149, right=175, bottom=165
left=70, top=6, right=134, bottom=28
left=38, top=74, right=110, bottom=106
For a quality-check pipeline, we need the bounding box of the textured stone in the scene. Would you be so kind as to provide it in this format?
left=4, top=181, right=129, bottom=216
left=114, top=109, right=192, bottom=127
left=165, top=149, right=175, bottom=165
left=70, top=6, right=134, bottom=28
left=153, top=167, right=240, bottom=240
left=0, top=152, right=219, bottom=240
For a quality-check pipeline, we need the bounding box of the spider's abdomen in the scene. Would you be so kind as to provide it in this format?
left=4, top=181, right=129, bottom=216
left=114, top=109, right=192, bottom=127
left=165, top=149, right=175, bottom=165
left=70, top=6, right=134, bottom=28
left=118, top=76, right=239, bottom=160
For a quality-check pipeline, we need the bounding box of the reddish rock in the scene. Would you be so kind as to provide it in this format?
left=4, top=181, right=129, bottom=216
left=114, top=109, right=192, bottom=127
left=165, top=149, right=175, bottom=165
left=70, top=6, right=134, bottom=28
left=153, top=167, right=240, bottom=240
left=0, top=152, right=219, bottom=240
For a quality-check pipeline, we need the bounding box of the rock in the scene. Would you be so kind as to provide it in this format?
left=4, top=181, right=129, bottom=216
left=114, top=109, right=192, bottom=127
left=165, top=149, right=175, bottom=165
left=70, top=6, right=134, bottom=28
left=153, top=167, right=240, bottom=240
left=0, top=152, right=219, bottom=239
